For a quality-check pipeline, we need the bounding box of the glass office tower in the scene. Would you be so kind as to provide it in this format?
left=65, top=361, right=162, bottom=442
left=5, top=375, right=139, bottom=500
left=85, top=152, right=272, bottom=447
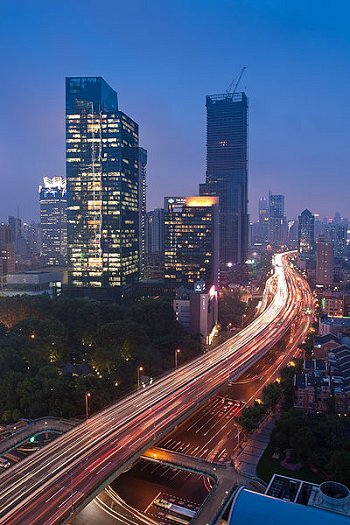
left=298, top=209, right=315, bottom=255
left=164, top=196, right=219, bottom=287
left=66, top=77, right=142, bottom=295
left=200, top=92, right=248, bottom=266
left=39, top=176, right=67, bottom=266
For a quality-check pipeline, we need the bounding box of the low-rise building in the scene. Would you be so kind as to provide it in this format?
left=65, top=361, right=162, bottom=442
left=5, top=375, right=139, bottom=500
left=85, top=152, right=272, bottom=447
left=173, top=281, right=218, bottom=345
left=0, top=268, right=67, bottom=298
left=321, top=291, right=344, bottom=317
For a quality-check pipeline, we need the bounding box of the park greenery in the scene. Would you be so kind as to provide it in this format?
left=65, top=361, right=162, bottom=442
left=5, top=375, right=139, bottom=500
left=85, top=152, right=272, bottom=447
left=0, top=295, right=200, bottom=423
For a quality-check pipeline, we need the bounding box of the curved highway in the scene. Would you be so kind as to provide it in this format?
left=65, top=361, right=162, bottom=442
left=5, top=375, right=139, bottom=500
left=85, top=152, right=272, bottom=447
left=0, top=252, right=310, bottom=525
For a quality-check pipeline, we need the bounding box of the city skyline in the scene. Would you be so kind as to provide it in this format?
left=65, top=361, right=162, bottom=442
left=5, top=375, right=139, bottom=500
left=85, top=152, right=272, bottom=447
left=1, top=1, right=350, bottom=222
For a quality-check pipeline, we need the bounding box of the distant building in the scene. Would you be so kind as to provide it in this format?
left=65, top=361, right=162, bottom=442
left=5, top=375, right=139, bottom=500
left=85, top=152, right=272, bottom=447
left=258, top=196, right=269, bottom=244
left=316, top=237, right=334, bottom=286
left=144, top=208, right=164, bottom=280
left=0, top=224, right=15, bottom=287
left=8, top=216, right=22, bottom=243
left=173, top=282, right=218, bottom=344
left=66, top=77, right=145, bottom=297
left=146, top=208, right=164, bottom=255
left=288, top=219, right=299, bottom=250
left=164, top=196, right=219, bottom=287
left=298, top=209, right=315, bottom=255
left=268, top=193, right=287, bottom=248
left=327, top=222, right=348, bottom=259
left=199, top=91, right=248, bottom=266
left=39, top=176, right=67, bottom=266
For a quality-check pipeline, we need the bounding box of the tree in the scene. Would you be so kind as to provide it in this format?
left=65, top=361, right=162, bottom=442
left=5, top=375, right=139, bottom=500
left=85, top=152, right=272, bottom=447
left=262, top=382, right=282, bottom=409
left=327, top=451, right=350, bottom=485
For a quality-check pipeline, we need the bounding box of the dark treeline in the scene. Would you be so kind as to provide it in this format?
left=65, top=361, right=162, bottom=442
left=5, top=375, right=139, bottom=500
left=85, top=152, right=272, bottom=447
left=0, top=296, right=200, bottom=423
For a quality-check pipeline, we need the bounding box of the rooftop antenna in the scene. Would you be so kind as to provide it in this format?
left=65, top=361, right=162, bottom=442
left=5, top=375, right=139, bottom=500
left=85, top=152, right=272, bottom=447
left=225, top=66, right=247, bottom=94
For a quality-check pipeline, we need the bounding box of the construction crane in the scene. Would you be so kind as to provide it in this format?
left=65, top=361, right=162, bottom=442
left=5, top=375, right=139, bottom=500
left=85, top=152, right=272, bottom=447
left=225, top=66, right=247, bottom=94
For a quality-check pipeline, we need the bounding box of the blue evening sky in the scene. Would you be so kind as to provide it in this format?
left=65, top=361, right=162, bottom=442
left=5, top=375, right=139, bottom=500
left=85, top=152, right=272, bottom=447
left=0, top=0, right=349, bottom=221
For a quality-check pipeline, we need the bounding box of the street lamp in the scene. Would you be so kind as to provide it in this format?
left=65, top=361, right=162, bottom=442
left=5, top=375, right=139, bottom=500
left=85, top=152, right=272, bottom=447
left=85, top=392, right=91, bottom=419
left=175, top=348, right=180, bottom=370
left=137, top=366, right=143, bottom=389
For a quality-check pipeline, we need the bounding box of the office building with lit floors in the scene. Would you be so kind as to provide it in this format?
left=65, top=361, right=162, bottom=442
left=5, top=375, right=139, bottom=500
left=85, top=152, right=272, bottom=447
left=316, top=237, right=334, bottom=286
left=199, top=91, right=248, bottom=267
left=39, top=176, right=67, bottom=266
left=164, top=196, right=219, bottom=287
left=66, top=77, right=145, bottom=299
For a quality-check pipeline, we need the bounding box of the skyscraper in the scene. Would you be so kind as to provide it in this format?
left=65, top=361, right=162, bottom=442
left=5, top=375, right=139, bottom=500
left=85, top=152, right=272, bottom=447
left=138, top=148, right=147, bottom=278
left=268, top=193, right=287, bottom=248
left=258, top=196, right=269, bottom=244
left=66, top=77, right=144, bottom=296
left=199, top=91, right=248, bottom=267
left=164, top=196, right=219, bottom=287
left=39, top=177, right=67, bottom=266
left=298, top=209, right=315, bottom=255
left=316, top=237, right=334, bottom=286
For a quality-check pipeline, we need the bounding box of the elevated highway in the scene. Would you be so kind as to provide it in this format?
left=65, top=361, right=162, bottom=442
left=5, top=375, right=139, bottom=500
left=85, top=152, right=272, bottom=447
left=0, top=252, right=312, bottom=525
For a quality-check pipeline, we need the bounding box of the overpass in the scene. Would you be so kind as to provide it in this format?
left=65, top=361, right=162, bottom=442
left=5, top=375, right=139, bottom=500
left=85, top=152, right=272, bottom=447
left=0, top=253, right=311, bottom=525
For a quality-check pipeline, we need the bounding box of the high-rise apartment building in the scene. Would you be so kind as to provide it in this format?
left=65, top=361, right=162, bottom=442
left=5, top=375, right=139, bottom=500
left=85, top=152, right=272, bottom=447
left=199, top=92, right=248, bottom=267
left=164, top=196, right=219, bottom=286
left=268, top=193, right=287, bottom=248
left=316, top=237, right=334, bottom=286
left=298, top=209, right=315, bottom=255
left=39, top=177, right=67, bottom=266
left=66, top=77, right=144, bottom=296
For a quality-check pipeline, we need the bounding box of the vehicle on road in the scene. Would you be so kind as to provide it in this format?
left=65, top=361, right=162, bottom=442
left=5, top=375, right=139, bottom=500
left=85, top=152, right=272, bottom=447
left=166, top=514, right=190, bottom=524
left=0, top=457, right=11, bottom=469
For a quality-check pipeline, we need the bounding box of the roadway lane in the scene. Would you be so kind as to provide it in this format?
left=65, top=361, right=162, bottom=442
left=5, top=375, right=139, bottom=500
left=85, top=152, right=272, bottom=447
left=0, top=253, right=309, bottom=525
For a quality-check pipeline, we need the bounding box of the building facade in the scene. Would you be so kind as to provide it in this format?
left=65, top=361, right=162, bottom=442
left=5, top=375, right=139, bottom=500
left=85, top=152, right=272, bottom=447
left=66, top=77, right=144, bottom=296
left=298, top=208, right=315, bottom=255
left=258, top=196, right=269, bottom=245
left=39, top=176, right=67, bottom=266
left=0, top=225, right=15, bottom=287
left=138, top=148, right=147, bottom=278
left=316, top=237, right=334, bottom=286
left=268, top=193, right=287, bottom=248
left=199, top=92, right=248, bottom=267
left=164, top=196, right=219, bottom=287
left=173, top=282, right=218, bottom=345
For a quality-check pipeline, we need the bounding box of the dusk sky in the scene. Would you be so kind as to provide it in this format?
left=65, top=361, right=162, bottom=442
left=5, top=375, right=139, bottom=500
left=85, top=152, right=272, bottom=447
left=1, top=0, right=349, bottom=222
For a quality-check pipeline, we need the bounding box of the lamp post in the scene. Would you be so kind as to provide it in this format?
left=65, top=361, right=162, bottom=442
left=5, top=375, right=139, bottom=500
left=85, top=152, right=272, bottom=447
left=85, top=392, right=91, bottom=419
left=175, top=348, right=180, bottom=370
left=137, top=366, right=143, bottom=389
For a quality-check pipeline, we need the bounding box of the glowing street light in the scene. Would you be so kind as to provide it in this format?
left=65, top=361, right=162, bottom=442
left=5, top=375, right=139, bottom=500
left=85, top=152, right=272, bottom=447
left=175, top=349, right=180, bottom=370
left=137, top=366, right=143, bottom=389
left=85, top=392, right=91, bottom=419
